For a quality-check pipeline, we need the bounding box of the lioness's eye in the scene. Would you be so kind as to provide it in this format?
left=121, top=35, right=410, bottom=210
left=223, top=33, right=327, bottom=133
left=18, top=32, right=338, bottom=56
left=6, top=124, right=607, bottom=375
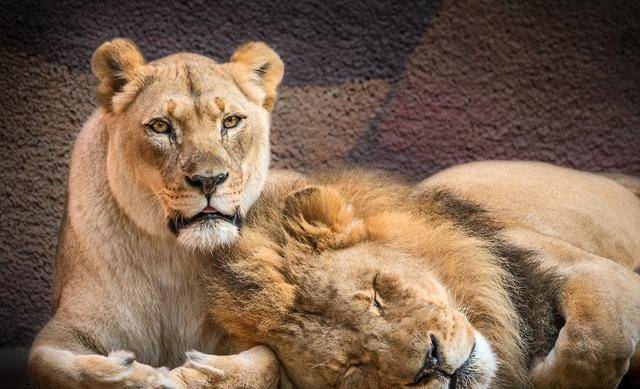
left=148, top=118, right=171, bottom=134
left=222, top=115, right=242, bottom=129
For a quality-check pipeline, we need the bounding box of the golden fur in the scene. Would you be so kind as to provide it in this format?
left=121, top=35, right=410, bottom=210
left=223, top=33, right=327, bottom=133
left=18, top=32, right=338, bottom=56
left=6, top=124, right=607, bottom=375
left=205, top=163, right=640, bottom=389
left=420, top=161, right=640, bottom=388
left=28, top=39, right=285, bottom=388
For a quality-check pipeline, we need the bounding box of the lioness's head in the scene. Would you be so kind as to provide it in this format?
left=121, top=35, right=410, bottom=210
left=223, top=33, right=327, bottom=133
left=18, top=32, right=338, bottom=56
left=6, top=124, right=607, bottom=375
left=210, top=186, right=498, bottom=388
left=92, top=38, right=283, bottom=250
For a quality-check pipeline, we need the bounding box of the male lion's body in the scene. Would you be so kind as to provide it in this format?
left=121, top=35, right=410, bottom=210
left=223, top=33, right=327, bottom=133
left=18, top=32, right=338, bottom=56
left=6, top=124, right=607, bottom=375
left=419, top=161, right=640, bottom=388
left=28, top=40, right=285, bottom=388
left=205, top=162, right=640, bottom=389
left=420, top=161, right=640, bottom=271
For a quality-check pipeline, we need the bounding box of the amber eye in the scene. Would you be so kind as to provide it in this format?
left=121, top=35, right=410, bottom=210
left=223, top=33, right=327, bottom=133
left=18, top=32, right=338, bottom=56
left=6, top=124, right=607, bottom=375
left=222, top=115, right=242, bottom=129
left=148, top=118, right=171, bottom=134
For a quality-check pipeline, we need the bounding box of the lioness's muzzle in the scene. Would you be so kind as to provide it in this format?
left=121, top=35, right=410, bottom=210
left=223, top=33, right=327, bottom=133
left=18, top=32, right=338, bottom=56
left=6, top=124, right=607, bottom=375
left=168, top=210, right=243, bottom=234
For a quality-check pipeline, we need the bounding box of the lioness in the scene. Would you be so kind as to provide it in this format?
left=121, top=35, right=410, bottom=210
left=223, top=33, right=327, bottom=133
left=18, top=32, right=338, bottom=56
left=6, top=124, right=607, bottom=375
left=205, top=162, right=640, bottom=388
left=28, top=39, right=284, bottom=388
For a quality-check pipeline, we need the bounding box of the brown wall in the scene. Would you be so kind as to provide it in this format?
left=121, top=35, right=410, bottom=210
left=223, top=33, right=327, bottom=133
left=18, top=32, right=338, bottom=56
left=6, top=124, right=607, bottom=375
left=1, top=0, right=639, bottom=346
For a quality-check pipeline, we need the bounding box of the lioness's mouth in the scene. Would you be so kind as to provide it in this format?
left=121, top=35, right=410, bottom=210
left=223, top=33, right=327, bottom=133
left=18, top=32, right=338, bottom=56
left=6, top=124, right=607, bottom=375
left=168, top=209, right=243, bottom=234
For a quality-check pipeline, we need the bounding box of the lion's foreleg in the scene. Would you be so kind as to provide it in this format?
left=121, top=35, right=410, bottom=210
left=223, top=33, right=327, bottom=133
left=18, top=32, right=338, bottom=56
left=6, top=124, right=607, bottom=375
left=29, top=318, right=282, bottom=389
left=530, top=261, right=640, bottom=389
left=28, top=319, right=171, bottom=388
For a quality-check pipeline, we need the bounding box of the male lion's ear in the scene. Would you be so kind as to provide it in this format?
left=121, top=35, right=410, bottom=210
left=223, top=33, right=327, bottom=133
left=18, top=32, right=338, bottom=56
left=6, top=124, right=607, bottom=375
left=229, top=42, right=284, bottom=111
left=283, top=187, right=366, bottom=250
left=91, top=38, right=145, bottom=110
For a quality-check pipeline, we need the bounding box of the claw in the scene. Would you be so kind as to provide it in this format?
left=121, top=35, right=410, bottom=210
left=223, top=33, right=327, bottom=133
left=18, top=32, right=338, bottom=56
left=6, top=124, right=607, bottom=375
left=185, top=350, right=206, bottom=363
left=107, top=350, right=136, bottom=367
left=152, top=373, right=178, bottom=389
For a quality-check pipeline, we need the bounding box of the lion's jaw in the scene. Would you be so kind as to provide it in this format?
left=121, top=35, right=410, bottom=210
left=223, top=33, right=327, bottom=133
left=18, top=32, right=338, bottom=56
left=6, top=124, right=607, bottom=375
left=94, top=40, right=282, bottom=252
left=263, top=245, right=498, bottom=389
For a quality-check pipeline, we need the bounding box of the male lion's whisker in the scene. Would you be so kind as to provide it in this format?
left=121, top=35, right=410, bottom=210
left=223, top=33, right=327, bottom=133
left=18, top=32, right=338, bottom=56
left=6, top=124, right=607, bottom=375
left=309, top=360, right=330, bottom=369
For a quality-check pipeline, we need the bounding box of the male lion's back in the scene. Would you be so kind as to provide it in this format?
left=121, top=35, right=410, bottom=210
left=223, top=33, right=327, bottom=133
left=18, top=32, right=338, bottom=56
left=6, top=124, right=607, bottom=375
left=417, top=160, right=640, bottom=271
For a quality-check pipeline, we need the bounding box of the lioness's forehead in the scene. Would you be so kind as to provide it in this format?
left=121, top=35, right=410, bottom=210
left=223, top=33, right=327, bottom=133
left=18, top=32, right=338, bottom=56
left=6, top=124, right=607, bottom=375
left=133, top=56, right=247, bottom=116
left=149, top=52, right=217, bottom=67
left=147, top=61, right=239, bottom=96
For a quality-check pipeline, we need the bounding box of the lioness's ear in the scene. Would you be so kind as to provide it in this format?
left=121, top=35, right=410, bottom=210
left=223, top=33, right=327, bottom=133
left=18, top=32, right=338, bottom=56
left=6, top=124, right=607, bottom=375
left=229, top=42, right=284, bottom=111
left=91, top=38, right=145, bottom=110
left=283, top=187, right=366, bottom=250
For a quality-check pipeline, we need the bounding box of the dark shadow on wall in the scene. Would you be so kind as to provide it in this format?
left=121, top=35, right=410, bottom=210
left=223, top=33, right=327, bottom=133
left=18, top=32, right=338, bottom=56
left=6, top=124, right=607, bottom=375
left=347, top=1, right=640, bottom=178
left=0, top=0, right=440, bottom=85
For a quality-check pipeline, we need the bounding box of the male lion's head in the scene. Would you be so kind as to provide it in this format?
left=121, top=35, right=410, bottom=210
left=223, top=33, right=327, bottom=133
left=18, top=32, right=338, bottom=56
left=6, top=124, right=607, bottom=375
left=92, top=38, right=283, bottom=250
left=209, top=185, right=498, bottom=388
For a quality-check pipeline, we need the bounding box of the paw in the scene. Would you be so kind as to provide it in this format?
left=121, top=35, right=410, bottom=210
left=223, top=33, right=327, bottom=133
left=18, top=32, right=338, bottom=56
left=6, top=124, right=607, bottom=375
left=167, top=346, right=280, bottom=389
left=75, top=350, right=164, bottom=388
left=529, top=325, right=629, bottom=389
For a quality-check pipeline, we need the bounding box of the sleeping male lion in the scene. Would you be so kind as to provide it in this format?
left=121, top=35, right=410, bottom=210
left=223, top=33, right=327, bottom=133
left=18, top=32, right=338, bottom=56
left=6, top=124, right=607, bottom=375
left=206, top=161, right=640, bottom=388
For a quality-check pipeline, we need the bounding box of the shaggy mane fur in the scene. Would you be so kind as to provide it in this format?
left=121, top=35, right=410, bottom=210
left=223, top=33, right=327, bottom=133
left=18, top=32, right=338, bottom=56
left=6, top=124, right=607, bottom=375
left=416, top=189, right=564, bottom=364
left=207, top=170, right=566, bottom=388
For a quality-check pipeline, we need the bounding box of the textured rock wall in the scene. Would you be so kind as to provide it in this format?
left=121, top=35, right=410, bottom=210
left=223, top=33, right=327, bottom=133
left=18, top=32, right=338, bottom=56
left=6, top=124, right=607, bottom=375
left=1, top=0, right=639, bottom=346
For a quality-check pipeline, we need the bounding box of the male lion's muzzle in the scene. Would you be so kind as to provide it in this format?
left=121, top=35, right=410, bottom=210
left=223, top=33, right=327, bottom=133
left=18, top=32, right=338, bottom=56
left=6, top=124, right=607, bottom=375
left=407, top=337, right=475, bottom=388
left=403, top=330, right=495, bottom=389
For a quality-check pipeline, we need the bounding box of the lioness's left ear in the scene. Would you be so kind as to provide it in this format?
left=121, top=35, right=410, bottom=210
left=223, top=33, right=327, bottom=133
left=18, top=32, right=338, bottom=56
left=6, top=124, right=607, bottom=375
left=283, top=186, right=366, bottom=250
left=229, top=42, right=284, bottom=111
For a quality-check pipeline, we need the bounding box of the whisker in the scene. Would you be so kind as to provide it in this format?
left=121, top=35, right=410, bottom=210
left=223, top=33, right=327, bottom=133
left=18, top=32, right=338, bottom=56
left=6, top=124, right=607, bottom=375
left=309, top=360, right=330, bottom=369
left=334, top=364, right=351, bottom=386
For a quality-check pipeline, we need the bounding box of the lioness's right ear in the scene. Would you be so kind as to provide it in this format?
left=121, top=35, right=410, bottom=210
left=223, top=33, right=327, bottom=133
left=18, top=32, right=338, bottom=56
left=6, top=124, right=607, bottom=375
left=91, top=38, right=145, bottom=111
left=229, top=42, right=284, bottom=111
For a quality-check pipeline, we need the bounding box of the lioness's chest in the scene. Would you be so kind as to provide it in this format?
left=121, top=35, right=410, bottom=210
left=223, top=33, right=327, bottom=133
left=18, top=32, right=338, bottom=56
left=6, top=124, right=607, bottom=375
left=104, top=260, right=222, bottom=367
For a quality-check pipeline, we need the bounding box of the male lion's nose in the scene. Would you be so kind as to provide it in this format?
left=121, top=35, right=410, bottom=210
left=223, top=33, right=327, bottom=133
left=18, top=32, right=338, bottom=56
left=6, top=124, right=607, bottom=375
left=409, top=335, right=474, bottom=388
left=187, top=172, right=229, bottom=195
left=424, top=334, right=442, bottom=370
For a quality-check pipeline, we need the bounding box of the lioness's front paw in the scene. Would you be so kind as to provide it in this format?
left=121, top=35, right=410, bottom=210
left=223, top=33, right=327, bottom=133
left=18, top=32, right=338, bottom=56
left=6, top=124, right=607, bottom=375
left=74, top=350, right=168, bottom=388
left=167, top=346, right=280, bottom=389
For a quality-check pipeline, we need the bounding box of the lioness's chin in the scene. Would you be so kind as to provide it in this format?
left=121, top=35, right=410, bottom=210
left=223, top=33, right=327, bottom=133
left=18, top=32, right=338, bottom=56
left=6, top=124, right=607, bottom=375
left=176, top=219, right=240, bottom=251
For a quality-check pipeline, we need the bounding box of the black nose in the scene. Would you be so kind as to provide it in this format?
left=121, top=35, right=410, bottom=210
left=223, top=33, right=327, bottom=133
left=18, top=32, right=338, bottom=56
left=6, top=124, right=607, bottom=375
left=424, top=334, right=442, bottom=370
left=408, top=336, right=475, bottom=388
left=187, top=172, right=229, bottom=195
left=408, top=335, right=444, bottom=387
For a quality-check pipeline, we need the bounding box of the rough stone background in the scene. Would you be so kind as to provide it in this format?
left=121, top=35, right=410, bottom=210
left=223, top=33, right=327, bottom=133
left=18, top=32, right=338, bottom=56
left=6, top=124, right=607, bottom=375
left=1, top=0, right=639, bottom=350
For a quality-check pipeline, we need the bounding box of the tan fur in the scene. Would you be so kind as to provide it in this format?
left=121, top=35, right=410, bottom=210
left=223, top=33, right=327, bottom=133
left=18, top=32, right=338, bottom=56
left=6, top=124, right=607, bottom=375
left=28, top=39, right=285, bottom=388
left=206, top=163, right=640, bottom=389
left=418, top=161, right=640, bottom=388
left=207, top=171, right=503, bottom=388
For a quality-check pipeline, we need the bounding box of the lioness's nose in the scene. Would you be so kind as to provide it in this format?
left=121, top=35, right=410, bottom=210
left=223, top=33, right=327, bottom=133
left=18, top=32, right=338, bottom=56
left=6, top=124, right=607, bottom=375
left=187, top=172, right=229, bottom=195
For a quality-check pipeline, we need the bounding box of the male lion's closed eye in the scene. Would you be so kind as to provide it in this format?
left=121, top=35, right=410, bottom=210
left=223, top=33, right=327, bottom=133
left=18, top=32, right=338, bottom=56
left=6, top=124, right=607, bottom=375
left=372, top=273, right=385, bottom=314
